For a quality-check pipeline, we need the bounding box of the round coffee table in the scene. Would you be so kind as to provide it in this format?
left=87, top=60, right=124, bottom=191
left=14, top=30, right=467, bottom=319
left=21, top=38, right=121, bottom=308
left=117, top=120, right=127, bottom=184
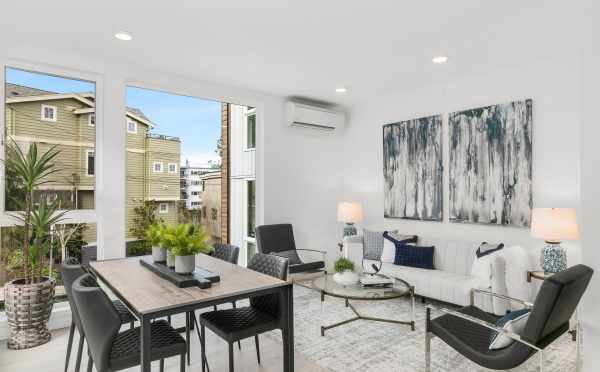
left=307, top=274, right=415, bottom=336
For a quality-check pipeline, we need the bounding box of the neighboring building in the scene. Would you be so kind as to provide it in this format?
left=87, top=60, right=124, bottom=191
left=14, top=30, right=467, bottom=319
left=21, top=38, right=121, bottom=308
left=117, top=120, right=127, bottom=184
left=228, top=105, right=256, bottom=265
left=199, top=171, right=222, bottom=244
left=4, top=83, right=181, bottom=243
left=179, top=159, right=214, bottom=210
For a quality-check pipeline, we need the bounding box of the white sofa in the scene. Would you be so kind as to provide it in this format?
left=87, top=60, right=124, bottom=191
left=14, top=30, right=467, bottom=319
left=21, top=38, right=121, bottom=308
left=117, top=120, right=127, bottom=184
left=344, top=234, right=511, bottom=315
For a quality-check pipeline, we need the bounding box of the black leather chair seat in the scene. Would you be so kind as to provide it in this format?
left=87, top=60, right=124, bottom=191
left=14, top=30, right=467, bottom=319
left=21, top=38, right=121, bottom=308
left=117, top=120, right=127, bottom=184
left=431, top=306, right=535, bottom=370
left=289, top=261, right=325, bottom=274
left=200, top=307, right=279, bottom=342
left=109, top=320, right=186, bottom=370
left=113, top=300, right=136, bottom=324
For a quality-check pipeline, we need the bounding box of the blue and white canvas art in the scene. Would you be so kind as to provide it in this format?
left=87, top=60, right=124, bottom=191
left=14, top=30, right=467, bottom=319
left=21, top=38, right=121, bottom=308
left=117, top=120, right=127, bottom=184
left=383, top=115, right=443, bottom=221
left=449, top=99, right=533, bottom=227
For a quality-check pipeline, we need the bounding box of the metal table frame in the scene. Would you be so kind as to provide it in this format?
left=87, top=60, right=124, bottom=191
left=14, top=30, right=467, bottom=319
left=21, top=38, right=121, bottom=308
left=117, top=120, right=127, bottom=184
left=89, top=263, right=295, bottom=372
left=318, top=276, right=415, bottom=336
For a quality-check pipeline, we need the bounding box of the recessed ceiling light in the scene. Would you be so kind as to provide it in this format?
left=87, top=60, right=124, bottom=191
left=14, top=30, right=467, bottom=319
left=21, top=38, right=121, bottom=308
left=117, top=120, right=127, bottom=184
left=335, top=87, right=348, bottom=93
left=432, top=55, right=448, bottom=64
left=114, top=32, right=133, bottom=41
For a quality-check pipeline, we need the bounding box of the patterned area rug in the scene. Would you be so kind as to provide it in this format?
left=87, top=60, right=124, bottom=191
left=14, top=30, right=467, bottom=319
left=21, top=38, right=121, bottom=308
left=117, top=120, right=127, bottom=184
left=265, top=285, right=579, bottom=372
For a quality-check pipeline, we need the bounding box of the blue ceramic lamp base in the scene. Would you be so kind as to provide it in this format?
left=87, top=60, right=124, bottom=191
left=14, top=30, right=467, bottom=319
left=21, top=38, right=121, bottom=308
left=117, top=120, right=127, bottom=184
left=541, top=241, right=567, bottom=273
left=343, top=223, right=357, bottom=237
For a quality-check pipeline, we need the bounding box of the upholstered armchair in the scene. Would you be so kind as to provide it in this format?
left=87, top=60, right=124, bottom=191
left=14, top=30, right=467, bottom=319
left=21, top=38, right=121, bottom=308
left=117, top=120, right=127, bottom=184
left=425, top=264, right=593, bottom=371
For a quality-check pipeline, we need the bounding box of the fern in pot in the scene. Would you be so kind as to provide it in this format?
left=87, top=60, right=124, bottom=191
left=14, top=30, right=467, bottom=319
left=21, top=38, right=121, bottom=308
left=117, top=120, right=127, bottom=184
left=333, top=257, right=359, bottom=286
left=146, top=223, right=167, bottom=262
left=163, top=224, right=212, bottom=274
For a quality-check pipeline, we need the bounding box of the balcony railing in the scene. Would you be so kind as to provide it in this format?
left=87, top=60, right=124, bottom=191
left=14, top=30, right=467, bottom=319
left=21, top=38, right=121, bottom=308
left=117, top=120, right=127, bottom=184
left=147, top=133, right=181, bottom=142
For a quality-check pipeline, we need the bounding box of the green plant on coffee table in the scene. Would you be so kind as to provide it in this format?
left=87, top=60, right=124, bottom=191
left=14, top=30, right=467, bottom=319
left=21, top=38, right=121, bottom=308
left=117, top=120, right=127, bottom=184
left=162, top=224, right=212, bottom=257
left=334, top=257, right=354, bottom=273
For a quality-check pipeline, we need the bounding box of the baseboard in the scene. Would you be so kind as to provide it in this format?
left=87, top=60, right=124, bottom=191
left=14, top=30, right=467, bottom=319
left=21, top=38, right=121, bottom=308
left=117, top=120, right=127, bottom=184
left=0, top=302, right=72, bottom=341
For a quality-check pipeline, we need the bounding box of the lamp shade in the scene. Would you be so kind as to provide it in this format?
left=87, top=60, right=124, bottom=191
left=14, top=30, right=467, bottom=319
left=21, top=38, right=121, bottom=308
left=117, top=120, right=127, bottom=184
left=337, top=202, right=364, bottom=223
left=530, top=208, right=579, bottom=242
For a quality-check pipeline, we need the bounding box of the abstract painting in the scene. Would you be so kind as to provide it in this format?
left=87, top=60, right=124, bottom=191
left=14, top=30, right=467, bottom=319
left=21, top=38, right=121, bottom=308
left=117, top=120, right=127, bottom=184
left=449, top=99, right=533, bottom=227
left=383, top=115, right=443, bottom=221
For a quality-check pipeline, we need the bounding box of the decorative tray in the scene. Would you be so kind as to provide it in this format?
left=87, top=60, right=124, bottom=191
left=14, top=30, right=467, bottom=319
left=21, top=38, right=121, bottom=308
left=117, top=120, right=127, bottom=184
left=139, top=256, right=220, bottom=288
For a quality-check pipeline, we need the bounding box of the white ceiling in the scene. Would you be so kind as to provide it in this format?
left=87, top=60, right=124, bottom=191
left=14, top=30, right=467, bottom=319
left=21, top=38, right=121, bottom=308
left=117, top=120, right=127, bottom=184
left=0, top=1, right=581, bottom=105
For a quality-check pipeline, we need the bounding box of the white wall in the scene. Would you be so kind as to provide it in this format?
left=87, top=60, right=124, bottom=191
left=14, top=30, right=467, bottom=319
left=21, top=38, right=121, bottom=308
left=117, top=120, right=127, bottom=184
left=342, top=53, right=582, bottom=269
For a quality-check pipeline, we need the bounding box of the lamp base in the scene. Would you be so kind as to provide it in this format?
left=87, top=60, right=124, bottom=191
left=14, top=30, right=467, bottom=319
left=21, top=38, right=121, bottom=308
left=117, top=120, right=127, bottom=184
left=541, top=241, right=567, bottom=273
left=343, top=223, right=357, bottom=237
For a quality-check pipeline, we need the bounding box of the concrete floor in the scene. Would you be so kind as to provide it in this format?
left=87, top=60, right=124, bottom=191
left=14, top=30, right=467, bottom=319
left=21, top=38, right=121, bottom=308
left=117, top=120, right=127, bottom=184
left=0, top=314, right=325, bottom=372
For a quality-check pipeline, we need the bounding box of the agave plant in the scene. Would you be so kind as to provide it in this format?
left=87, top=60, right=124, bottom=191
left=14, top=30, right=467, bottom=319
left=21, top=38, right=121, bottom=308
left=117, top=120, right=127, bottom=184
left=162, top=224, right=212, bottom=257
left=5, top=140, right=63, bottom=284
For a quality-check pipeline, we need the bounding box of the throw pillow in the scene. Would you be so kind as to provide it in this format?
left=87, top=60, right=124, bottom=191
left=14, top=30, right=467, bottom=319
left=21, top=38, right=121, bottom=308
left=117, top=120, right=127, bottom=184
left=382, top=232, right=418, bottom=263
left=363, top=229, right=396, bottom=260
left=489, top=309, right=531, bottom=350
left=384, top=232, right=434, bottom=269
left=476, top=242, right=505, bottom=258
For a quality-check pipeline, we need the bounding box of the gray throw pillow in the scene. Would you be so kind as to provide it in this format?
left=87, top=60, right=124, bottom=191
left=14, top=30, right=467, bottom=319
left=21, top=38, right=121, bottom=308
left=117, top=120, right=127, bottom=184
left=363, top=229, right=396, bottom=260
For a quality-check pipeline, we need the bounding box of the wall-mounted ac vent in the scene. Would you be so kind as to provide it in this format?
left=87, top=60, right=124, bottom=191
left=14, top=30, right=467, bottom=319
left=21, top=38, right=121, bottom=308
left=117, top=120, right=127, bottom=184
left=285, top=101, right=345, bottom=132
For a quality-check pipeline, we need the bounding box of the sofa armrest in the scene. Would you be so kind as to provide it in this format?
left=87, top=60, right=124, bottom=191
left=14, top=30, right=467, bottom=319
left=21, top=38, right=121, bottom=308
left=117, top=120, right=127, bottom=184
left=343, top=235, right=365, bottom=273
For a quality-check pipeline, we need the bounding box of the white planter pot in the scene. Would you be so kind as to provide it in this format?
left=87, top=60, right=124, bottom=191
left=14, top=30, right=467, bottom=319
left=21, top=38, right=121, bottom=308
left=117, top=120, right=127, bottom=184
left=152, top=246, right=167, bottom=262
left=175, top=255, right=196, bottom=274
left=166, top=252, right=175, bottom=268
left=333, top=270, right=359, bottom=286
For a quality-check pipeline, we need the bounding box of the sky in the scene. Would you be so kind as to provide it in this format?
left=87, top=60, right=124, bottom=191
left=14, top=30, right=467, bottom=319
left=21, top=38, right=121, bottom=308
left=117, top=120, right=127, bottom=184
left=5, top=67, right=222, bottom=167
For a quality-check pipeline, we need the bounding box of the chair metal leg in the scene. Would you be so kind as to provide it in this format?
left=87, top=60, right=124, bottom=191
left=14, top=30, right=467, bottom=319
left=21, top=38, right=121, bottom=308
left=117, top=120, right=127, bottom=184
left=213, top=305, right=217, bottom=312
left=86, top=356, right=93, bottom=372
left=194, top=314, right=210, bottom=372
left=228, top=342, right=234, bottom=372
left=201, top=324, right=206, bottom=372
left=180, top=353, right=186, bottom=372
left=186, top=313, right=191, bottom=365
left=539, top=350, right=545, bottom=372
left=254, top=335, right=261, bottom=364
left=425, top=332, right=432, bottom=372
left=75, top=335, right=85, bottom=372
left=232, top=302, right=241, bottom=350
left=159, top=359, right=164, bottom=372
left=64, top=322, right=75, bottom=372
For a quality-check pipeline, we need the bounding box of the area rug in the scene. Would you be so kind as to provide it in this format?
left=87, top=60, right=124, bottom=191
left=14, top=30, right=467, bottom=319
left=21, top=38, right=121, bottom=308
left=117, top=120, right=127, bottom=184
left=265, top=285, right=579, bottom=372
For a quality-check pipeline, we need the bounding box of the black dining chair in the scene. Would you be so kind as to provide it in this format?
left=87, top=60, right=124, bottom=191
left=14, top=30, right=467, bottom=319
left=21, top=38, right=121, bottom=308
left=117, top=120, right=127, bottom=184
left=72, top=273, right=187, bottom=372
left=256, top=223, right=326, bottom=275
left=211, top=244, right=240, bottom=313
left=425, top=264, right=593, bottom=372
left=198, top=253, right=289, bottom=372
left=60, top=258, right=136, bottom=372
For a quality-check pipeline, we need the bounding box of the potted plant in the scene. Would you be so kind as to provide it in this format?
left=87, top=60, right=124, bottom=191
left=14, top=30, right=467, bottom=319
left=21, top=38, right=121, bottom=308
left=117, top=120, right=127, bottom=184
left=333, top=257, right=359, bottom=286
left=3, top=142, right=67, bottom=349
left=163, top=224, right=212, bottom=274
left=146, top=223, right=167, bottom=262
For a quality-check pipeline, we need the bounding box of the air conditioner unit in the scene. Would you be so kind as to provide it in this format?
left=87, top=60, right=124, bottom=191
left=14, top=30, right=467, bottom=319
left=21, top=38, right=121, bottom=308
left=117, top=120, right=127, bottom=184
left=285, top=102, right=345, bottom=131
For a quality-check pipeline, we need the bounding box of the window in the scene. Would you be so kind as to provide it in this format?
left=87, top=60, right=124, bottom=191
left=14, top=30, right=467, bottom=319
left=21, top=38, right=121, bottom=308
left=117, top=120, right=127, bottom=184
left=168, top=163, right=177, bottom=173
left=247, top=180, right=256, bottom=238
left=41, top=104, right=57, bottom=122
left=191, top=201, right=201, bottom=207
left=202, top=206, right=207, bottom=218
left=159, top=203, right=168, bottom=214
left=127, top=120, right=137, bottom=134
left=191, top=191, right=200, bottom=196
left=191, top=180, right=200, bottom=186
left=153, top=162, right=163, bottom=173
left=211, top=208, right=218, bottom=220
left=88, top=113, right=95, bottom=126
left=246, top=109, right=256, bottom=149
left=86, top=150, right=95, bottom=176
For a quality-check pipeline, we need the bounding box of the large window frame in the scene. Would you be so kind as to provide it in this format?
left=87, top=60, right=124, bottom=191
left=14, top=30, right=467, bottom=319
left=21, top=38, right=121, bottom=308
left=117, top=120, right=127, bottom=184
left=0, top=60, right=101, bottom=236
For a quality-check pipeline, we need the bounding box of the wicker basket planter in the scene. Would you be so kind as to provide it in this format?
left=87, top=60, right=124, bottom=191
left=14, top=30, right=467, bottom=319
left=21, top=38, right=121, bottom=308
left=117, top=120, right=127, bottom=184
left=4, top=277, right=55, bottom=349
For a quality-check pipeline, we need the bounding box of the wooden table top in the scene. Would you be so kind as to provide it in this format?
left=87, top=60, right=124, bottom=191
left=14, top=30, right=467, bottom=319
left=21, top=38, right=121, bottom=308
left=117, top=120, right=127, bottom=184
left=90, top=255, right=288, bottom=316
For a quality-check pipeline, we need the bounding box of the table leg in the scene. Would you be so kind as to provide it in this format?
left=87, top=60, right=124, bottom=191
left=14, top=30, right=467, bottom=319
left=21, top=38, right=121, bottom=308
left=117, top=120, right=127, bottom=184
left=281, top=284, right=294, bottom=372
left=141, top=316, right=151, bottom=372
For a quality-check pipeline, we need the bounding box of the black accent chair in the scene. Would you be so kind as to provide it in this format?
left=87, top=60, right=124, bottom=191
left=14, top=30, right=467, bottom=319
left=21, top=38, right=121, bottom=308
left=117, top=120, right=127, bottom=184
left=256, top=223, right=326, bottom=275
left=425, top=264, right=593, bottom=372
left=198, top=253, right=289, bottom=372
left=72, top=274, right=187, bottom=372
left=60, top=258, right=136, bottom=372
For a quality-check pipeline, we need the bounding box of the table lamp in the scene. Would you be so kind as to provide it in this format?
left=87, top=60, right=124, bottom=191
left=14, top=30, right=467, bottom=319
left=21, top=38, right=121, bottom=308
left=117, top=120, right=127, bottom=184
left=337, top=202, right=363, bottom=237
left=530, top=208, right=579, bottom=273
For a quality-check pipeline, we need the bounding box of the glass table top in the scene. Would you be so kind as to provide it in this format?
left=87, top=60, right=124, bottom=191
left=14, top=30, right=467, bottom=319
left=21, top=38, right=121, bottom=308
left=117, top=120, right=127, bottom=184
left=304, top=274, right=412, bottom=300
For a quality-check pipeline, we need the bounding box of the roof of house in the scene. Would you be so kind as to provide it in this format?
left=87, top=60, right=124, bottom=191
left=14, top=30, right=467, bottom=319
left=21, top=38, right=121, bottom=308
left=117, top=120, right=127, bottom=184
left=5, top=83, right=155, bottom=127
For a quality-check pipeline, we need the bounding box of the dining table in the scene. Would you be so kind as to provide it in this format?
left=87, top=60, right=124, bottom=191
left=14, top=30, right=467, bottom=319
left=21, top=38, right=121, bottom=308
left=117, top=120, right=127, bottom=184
left=89, top=254, right=294, bottom=372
